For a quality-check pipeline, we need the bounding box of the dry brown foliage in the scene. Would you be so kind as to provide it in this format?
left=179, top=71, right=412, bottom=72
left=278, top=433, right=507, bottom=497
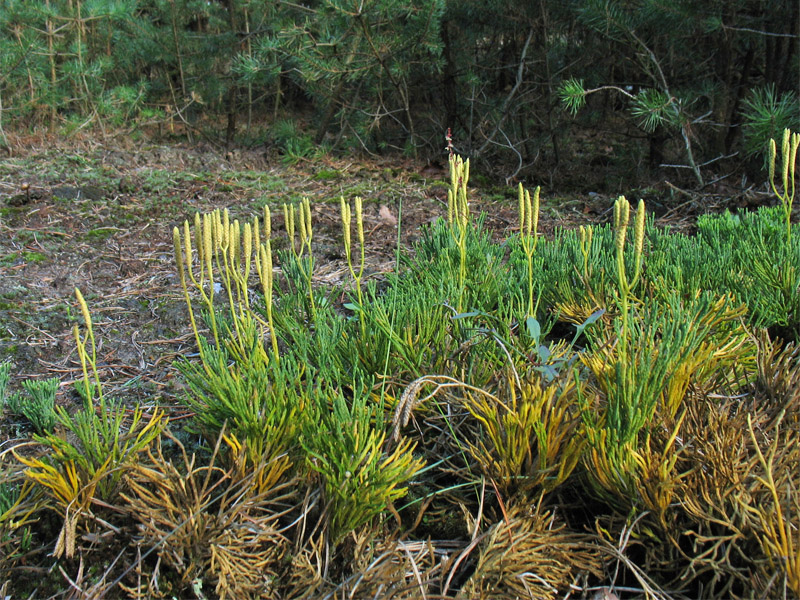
left=119, top=431, right=296, bottom=599
left=654, top=336, right=800, bottom=598
left=461, top=503, right=602, bottom=600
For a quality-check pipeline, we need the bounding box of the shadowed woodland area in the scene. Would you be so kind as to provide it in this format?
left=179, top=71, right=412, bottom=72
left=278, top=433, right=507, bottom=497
left=0, top=0, right=798, bottom=185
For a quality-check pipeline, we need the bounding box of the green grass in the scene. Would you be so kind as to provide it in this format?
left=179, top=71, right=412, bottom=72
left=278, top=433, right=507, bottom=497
left=0, top=251, right=47, bottom=266
left=313, top=168, right=342, bottom=181
left=84, top=228, right=118, bottom=242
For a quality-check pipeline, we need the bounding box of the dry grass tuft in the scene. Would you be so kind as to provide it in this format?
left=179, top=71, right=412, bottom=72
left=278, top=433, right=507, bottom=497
left=462, top=503, right=602, bottom=600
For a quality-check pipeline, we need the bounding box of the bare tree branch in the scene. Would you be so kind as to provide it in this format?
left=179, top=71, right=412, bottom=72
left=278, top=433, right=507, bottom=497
left=476, top=28, right=534, bottom=157
left=720, top=24, right=798, bottom=38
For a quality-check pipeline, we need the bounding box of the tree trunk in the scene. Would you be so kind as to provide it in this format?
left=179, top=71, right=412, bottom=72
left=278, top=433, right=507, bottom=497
left=441, top=19, right=458, bottom=141
left=778, top=1, right=799, bottom=93
left=225, top=0, right=238, bottom=148
left=724, top=43, right=754, bottom=155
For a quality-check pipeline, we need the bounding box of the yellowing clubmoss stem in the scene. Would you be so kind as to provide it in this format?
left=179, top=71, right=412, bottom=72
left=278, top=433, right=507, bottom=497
left=518, top=183, right=541, bottom=317
left=769, top=128, right=799, bottom=245
left=174, top=226, right=204, bottom=365
left=579, top=225, right=593, bottom=282
left=285, top=198, right=316, bottom=320
left=612, top=196, right=647, bottom=362
left=258, top=243, right=279, bottom=361
left=284, top=203, right=295, bottom=254
left=632, top=199, right=646, bottom=287
left=341, top=196, right=367, bottom=334
left=448, top=155, right=470, bottom=311
left=262, top=206, right=278, bottom=359
left=73, top=288, right=104, bottom=407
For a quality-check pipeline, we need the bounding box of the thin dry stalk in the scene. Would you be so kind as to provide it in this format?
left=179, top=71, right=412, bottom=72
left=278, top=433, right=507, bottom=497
left=391, top=375, right=499, bottom=442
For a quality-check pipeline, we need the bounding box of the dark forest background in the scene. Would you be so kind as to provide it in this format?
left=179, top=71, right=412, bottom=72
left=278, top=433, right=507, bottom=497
left=1, top=0, right=798, bottom=187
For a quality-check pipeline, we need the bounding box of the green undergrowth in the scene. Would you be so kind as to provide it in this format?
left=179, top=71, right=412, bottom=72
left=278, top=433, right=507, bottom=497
left=1, top=133, right=799, bottom=599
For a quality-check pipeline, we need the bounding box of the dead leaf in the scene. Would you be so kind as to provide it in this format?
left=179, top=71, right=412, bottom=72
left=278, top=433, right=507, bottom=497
left=379, top=204, right=397, bottom=227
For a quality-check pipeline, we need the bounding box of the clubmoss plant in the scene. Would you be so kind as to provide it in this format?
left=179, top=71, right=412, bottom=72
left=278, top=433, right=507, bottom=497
left=462, top=504, right=603, bottom=599
left=448, top=154, right=470, bottom=311
left=120, top=431, right=292, bottom=598
left=15, top=454, right=110, bottom=558
left=0, top=361, right=11, bottom=412
left=0, top=480, right=36, bottom=552
left=769, top=128, right=799, bottom=244
left=535, top=222, right=617, bottom=325
left=173, top=214, right=220, bottom=356
left=74, top=288, right=104, bottom=405
left=16, top=288, right=165, bottom=558
left=353, top=281, right=453, bottom=378
left=18, top=378, right=59, bottom=434
left=341, top=196, right=366, bottom=334
left=465, top=362, right=586, bottom=496
left=414, top=212, right=508, bottom=316
left=177, top=334, right=302, bottom=483
left=613, top=196, right=646, bottom=361
left=255, top=205, right=279, bottom=360
left=174, top=222, right=206, bottom=361
left=175, top=208, right=275, bottom=364
left=303, top=388, right=424, bottom=544
left=746, top=412, right=800, bottom=596
left=518, top=183, right=540, bottom=318
left=580, top=292, right=752, bottom=512
left=689, top=206, right=800, bottom=334
left=284, top=198, right=316, bottom=320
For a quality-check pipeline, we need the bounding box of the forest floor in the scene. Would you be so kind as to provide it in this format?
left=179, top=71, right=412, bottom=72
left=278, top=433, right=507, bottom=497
left=0, top=133, right=776, bottom=420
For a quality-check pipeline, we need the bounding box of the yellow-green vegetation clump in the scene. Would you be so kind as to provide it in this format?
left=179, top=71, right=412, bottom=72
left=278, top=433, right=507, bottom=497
left=1, top=132, right=798, bottom=598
